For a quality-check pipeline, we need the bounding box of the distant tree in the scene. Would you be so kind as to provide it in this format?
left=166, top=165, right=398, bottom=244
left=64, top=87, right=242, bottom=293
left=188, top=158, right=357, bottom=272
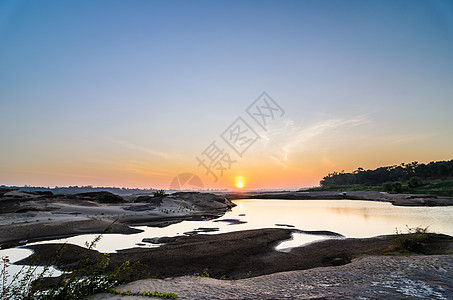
left=382, top=182, right=393, bottom=192
left=408, top=176, right=423, bottom=188
left=392, top=181, right=403, bottom=193
left=319, top=159, right=453, bottom=187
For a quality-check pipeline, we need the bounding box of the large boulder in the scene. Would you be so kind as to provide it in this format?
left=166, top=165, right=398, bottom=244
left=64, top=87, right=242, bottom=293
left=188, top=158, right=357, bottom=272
left=169, top=192, right=236, bottom=211
left=74, top=191, right=125, bottom=203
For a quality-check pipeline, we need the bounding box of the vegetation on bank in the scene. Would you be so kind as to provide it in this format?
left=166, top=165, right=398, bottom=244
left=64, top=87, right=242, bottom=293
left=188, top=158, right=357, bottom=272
left=383, top=226, right=453, bottom=255
left=108, top=289, right=178, bottom=298
left=0, top=223, right=178, bottom=300
left=311, top=160, right=453, bottom=196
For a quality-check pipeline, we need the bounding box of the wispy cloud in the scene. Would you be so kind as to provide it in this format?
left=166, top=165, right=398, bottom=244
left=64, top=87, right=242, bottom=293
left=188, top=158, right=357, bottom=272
left=258, top=115, right=371, bottom=169
left=121, top=160, right=173, bottom=177
left=108, top=138, right=177, bottom=160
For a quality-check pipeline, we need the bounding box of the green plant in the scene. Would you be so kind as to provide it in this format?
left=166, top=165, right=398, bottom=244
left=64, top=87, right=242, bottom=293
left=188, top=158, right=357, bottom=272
left=109, top=289, right=178, bottom=298
left=1, top=256, right=10, bottom=297
left=408, top=176, right=423, bottom=188
left=0, top=220, right=173, bottom=300
left=193, top=268, right=210, bottom=278
left=395, top=226, right=429, bottom=253
left=382, top=181, right=403, bottom=193
left=153, top=190, right=167, bottom=198
left=246, top=270, right=252, bottom=278
left=382, top=182, right=393, bottom=192
left=381, top=226, right=451, bottom=255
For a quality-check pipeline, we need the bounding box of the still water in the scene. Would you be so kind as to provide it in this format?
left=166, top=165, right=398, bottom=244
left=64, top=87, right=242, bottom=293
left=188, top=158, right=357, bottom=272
left=23, top=199, right=453, bottom=252
left=2, top=199, right=453, bottom=283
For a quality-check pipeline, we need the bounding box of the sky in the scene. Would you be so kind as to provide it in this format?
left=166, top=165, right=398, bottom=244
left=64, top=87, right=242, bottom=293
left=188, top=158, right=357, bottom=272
left=1, top=0, right=452, bottom=190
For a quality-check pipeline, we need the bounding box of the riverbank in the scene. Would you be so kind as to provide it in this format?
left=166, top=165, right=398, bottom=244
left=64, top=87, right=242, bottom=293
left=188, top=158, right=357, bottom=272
left=91, top=254, right=453, bottom=299
left=19, top=228, right=453, bottom=299
left=226, top=190, right=453, bottom=206
left=2, top=189, right=453, bottom=249
left=19, top=228, right=453, bottom=279
left=0, top=190, right=235, bottom=249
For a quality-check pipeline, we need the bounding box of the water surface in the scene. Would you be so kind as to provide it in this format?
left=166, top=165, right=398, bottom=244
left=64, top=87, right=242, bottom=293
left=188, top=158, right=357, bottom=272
left=26, top=199, right=453, bottom=252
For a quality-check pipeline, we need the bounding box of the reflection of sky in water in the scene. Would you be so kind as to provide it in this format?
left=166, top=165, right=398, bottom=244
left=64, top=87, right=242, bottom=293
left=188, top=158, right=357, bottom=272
left=21, top=199, right=453, bottom=254
left=0, top=248, right=62, bottom=286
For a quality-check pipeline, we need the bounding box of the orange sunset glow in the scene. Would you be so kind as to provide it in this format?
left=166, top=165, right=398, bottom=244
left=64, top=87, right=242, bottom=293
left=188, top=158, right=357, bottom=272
left=0, top=1, right=452, bottom=191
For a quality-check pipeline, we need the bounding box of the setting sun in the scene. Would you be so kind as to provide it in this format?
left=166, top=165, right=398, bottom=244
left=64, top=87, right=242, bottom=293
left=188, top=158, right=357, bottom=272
left=235, top=176, right=245, bottom=189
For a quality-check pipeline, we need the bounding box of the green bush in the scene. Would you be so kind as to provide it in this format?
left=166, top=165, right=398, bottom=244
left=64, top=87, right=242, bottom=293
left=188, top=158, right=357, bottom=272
left=382, top=182, right=393, bottom=192
left=392, top=182, right=403, bottom=193
left=395, top=226, right=429, bottom=253
left=381, top=226, right=446, bottom=255
left=153, top=190, right=167, bottom=198
left=382, top=181, right=403, bottom=193
left=408, top=176, right=423, bottom=188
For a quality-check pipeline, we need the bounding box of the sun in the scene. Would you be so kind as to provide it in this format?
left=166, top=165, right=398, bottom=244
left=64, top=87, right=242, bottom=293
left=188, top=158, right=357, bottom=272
left=234, top=176, right=245, bottom=189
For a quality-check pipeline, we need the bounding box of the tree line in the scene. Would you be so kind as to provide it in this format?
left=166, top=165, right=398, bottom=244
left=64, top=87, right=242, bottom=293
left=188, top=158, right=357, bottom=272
left=320, top=160, right=453, bottom=188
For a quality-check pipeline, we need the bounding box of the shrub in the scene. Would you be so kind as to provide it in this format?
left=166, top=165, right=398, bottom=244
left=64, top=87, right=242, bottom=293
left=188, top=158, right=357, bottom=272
left=382, top=182, right=393, bottom=192
left=408, top=176, right=423, bottom=188
left=395, top=226, right=429, bottom=253
left=193, top=268, right=210, bottom=277
left=153, top=190, right=167, bottom=198
left=382, top=181, right=403, bottom=193
left=382, top=226, right=438, bottom=255
left=392, top=182, right=403, bottom=193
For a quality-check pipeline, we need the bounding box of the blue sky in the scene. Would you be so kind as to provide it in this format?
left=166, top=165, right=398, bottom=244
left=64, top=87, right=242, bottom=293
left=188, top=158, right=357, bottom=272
left=1, top=0, right=452, bottom=189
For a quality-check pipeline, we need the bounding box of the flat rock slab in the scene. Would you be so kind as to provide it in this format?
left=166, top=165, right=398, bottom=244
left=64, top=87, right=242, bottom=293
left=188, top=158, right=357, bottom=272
left=93, top=254, right=453, bottom=299
left=226, top=191, right=453, bottom=206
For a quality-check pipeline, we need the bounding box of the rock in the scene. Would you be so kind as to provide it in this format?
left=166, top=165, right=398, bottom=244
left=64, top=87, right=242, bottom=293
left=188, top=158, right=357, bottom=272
left=213, top=219, right=247, bottom=225
left=123, top=205, right=156, bottom=212
left=74, top=191, right=125, bottom=203
left=330, top=255, right=351, bottom=266
left=275, top=224, right=295, bottom=228
left=142, top=237, right=162, bottom=244
left=169, top=192, right=236, bottom=210
left=134, top=196, right=164, bottom=206
left=183, top=227, right=220, bottom=235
